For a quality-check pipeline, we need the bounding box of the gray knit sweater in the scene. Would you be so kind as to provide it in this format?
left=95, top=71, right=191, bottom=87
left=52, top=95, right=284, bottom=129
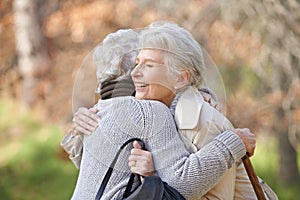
left=71, top=96, right=245, bottom=200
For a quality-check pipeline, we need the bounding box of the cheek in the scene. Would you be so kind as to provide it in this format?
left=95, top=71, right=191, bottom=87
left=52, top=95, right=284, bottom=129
left=147, top=72, right=174, bottom=89
left=149, top=84, right=174, bottom=99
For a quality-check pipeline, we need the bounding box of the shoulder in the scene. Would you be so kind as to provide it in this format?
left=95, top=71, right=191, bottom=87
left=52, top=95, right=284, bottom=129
left=97, top=97, right=170, bottom=114
left=117, top=97, right=169, bottom=113
left=131, top=99, right=172, bottom=120
left=106, top=97, right=172, bottom=124
left=199, top=101, right=234, bottom=130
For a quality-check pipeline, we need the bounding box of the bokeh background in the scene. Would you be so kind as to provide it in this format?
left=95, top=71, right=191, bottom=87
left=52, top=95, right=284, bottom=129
left=1, top=0, right=299, bottom=199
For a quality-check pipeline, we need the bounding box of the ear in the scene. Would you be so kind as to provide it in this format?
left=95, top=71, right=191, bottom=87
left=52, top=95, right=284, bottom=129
left=174, top=69, right=190, bottom=89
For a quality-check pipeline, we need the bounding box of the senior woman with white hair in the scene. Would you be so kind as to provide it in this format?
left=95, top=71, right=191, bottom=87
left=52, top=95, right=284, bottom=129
left=62, top=27, right=258, bottom=199
left=129, top=21, right=262, bottom=199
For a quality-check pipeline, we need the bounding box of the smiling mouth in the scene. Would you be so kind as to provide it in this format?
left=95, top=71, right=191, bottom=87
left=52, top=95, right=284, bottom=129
left=135, top=83, right=149, bottom=88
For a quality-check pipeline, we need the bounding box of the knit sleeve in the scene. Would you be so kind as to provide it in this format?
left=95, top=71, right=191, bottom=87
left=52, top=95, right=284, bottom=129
left=125, top=99, right=247, bottom=199
left=153, top=129, right=246, bottom=199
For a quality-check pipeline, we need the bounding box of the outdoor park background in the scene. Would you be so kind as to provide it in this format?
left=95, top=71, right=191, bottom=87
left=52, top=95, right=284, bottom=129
left=0, top=0, right=299, bottom=199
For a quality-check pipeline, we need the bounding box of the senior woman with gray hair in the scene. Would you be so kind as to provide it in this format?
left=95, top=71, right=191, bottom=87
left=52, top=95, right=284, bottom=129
left=62, top=26, right=257, bottom=199
left=129, top=21, right=261, bottom=199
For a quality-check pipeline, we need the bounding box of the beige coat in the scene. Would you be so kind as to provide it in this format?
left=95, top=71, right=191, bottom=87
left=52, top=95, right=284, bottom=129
left=175, top=86, right=257, bottom=200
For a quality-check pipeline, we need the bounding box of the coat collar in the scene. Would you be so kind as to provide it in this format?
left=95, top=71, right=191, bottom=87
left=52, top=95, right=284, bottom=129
left=174, top=86, right=204, bottom=129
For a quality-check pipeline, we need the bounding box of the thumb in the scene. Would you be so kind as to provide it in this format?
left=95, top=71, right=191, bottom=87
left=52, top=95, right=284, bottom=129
left=133, top=141, right=142, bottom=149
left=89, top=107, right=99, bottom=113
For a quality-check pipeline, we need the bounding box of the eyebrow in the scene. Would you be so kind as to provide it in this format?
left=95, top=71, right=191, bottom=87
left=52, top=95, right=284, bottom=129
left=136, top=57, right=165, bottom=65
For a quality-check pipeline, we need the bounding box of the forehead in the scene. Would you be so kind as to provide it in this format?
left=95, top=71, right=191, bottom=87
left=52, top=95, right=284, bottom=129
left=137, top=49, right=165, bottom=64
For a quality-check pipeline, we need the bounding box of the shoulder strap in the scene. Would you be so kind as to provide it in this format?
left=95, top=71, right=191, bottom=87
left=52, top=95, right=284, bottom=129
left=95, top=138, right=146, bottom=200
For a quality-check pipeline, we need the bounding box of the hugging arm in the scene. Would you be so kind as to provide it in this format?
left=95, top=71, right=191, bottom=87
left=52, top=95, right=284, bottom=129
left=129, top=100, right=249, bottom=199
left=60, top=107, right=99, bottom=169
left=61, top=86, right=221, bottom=169
left=168, top=131, right=246, bottom=198
left=130, top=128, right=256, bottom=177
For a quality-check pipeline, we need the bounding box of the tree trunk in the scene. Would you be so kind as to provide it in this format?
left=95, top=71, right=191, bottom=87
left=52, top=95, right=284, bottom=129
left=277, top=107, right=299, bottom=185
left=13, top=0, right=49, bottom=108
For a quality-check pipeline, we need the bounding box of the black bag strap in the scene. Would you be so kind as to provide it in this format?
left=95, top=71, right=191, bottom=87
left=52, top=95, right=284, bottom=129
left=123, top=172, right=138, bottom=198
left=95, top=138, right=146, bottom=200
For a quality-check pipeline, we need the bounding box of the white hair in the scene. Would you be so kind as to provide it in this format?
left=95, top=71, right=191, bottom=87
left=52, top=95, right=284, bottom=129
left=139, top=21, right=205, bottom=88
left=92, top=29, right=139, bottom=87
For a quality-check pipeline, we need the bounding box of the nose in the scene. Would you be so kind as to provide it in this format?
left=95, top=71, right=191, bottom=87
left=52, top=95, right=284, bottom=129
left=131, top=63, right=142, bottom=78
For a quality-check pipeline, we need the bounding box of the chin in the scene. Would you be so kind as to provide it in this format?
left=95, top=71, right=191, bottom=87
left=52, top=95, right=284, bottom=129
left=135, top=93, right=144, bottom=100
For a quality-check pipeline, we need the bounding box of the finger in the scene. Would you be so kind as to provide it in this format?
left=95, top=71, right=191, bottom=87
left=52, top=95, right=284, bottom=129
left=76, top=107, right=92, bottom=116
left=130, top=166, right=140, bottom=175
left=74, top=124, right=94, bottom=135
left=134, top=168, right=154, bottom=176
left=89, top=107, right=99, bottom=114
left=133, top=141, right=142, bottom=149
left=129, top=153, right=153, bottom=170
left=128, top=160, right=136, bottom=168
left=210, top=100, right=217, bottom=108
left=77, top=107, right=99, bottom=119
left=248, top=140, right=256, bottom=157
left=200, top=91, right=211, bottom=103
left=199, top=91, right=220, bottom=109
left=215, top=104, right=222, bottom=112
left=74, top=111, right=99, bottom=128
left=128, top=159, right=146, bottom=172
left=248, top=146, right=255, bottom=157
left=130, top=148, right=150, bottom=157
left=84, top=108, right=100, bottom=123
left=129, top=154, right=155, bottom=176
left=89, top=107, right=101, bottom=122
left=131, top=164, right=155, bottom=177
left=73, top=116, right=98, bottom=135
left=128, top=154, right=150, bottom=166
left=128, top=154, right=142, bottom=162
left=75, top=115, right=98, bottom=130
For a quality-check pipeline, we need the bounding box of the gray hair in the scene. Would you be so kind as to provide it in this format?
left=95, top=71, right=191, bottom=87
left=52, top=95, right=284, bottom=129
left=93, top=29, right=139, bottom=88
left=139, top=21, right=205, bottom=88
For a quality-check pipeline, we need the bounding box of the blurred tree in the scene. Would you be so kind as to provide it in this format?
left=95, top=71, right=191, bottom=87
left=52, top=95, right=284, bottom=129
left=218, top=0, right=300, bottom=185
left=13, top=0, right=54, bottom=108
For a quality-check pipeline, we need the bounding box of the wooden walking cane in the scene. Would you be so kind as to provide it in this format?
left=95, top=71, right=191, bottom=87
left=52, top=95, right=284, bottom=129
left=242, top=154, right=266, bottom=200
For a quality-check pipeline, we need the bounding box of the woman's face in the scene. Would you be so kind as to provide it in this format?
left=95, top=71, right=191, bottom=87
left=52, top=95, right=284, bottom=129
left=131, top=49, right=176, bottom=106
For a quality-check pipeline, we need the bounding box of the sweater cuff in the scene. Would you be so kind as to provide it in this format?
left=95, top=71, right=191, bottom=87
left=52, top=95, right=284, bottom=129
left=216, top=130, right=246, bottom=161
left=61, top=131, right=83, bottom=169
